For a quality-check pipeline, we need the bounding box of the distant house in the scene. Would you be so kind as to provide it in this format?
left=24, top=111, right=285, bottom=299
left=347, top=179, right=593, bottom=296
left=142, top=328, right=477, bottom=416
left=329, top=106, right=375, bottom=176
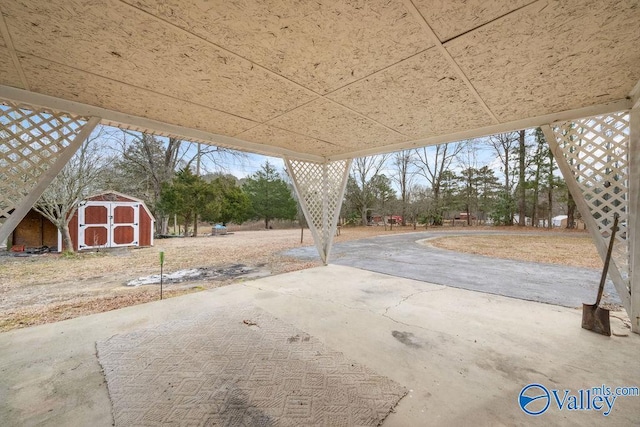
left=552, top=215, right=568, bottom=227
left=10, top=191, right=155, bottom=252
left=370, top=215, right=403, bottom=225
left=455, top=212, right=477, bottom=221
left=552, top=214, right=586, bottom=229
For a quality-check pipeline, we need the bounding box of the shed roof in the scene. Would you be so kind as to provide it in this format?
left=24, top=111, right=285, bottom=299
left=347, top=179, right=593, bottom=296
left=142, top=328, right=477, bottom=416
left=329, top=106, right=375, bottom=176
left=1, top=1, right=638, bottom=161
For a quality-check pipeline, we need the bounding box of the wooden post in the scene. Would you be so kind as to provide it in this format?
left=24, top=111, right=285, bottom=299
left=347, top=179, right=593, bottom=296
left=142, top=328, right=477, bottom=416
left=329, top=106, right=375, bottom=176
left=628, top=107, right=640, bottom=333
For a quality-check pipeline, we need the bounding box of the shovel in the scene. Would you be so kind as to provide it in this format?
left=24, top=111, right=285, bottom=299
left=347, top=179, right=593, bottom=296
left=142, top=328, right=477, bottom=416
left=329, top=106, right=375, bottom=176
left=581, top=213, right=618, bottom=336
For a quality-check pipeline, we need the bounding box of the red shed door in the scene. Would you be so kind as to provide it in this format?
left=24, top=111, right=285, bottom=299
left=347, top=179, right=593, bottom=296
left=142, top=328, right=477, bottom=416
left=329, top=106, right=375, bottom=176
left=77, top=202, right=140, bottom=249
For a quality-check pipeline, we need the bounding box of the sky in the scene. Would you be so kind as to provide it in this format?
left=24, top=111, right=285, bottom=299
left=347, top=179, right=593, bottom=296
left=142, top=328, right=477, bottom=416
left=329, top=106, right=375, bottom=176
left=95, top=124, right=541, bottom=194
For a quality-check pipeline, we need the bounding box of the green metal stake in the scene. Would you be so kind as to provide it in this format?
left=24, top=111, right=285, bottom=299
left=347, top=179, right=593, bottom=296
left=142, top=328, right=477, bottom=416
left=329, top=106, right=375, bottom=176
left=159, top=251, right=165, bottom=300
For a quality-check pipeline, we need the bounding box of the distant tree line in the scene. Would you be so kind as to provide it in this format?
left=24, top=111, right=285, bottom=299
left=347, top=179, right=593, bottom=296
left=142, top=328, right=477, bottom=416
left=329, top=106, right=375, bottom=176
left=341, top=129, right=576, bottom=228
left=33, top=125, right=581, bottom=252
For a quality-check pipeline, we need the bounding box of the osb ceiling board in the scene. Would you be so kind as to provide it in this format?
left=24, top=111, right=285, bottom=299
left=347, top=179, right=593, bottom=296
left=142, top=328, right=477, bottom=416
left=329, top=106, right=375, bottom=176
left=3, top=0, right=317, bottom=123
left=0, top=47, right=24, bottom=89
left=327, top=47, right=494, bottom=139
left=1, top=0, right=637, bottom=160
left=445, top=0, right=640, bottom=122
left=414, top=0, right=534, bottom=42
left=126, top=0, right=434, bottom=94
left=267, top=99, right=406, bottom=149
left=20, top=55, right=259, bottom=137
left=235, top=125, right=345, bottom=158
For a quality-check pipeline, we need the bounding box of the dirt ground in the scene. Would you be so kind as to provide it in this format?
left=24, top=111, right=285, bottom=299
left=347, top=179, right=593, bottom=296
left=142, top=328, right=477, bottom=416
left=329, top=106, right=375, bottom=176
left=0, top=226, right=597, bottom=332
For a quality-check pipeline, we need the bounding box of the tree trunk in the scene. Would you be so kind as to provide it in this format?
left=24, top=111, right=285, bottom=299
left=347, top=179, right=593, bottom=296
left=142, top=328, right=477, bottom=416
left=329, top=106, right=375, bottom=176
left=518, top=130, right=526, bottom=226
left=532, top=149, right=542, bottom=227
left=62, top=225, right=74, bottom=253
left=265, top=217, right=270, bottom=229
left=548, top=149, right=554, bottom=229
left=361, top=208, right=368, bottom=226
left=193, top=213, right=198, bottom=237
left=566, top=192, right=576, bottom=229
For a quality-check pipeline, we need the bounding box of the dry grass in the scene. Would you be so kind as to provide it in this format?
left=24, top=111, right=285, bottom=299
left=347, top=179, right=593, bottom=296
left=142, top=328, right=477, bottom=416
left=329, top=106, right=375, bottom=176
left=0, top=226, right=601, bottom=332
left=0, top=226, right=418, bottom=332
left=428, top=233, right=602, bottom=269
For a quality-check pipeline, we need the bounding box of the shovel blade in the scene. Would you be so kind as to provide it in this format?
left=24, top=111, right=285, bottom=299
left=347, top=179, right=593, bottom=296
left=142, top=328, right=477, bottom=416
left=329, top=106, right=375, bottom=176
left=581, top=304, right=611, bottom=336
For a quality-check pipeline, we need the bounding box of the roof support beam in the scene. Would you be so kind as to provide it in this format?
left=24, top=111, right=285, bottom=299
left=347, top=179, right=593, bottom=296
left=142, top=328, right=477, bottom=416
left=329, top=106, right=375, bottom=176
left=0, top=85, right=325, bottom=163
left=542, top=120, right=632, bottom=320
left=628, top=105, right=640, bottom=332
left=0, top=100, right=100, bottom=247
left=330, top=99, right=631, bottom=160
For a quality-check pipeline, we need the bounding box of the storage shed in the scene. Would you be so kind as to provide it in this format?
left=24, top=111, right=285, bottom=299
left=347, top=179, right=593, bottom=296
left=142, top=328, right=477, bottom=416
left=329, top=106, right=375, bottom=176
left=10, top=191, right=155, bottom=252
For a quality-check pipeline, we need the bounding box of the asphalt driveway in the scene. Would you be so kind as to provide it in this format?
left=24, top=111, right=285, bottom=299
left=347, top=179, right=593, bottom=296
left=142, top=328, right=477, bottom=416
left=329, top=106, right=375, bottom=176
left=284, top=231, right=621, bottom=308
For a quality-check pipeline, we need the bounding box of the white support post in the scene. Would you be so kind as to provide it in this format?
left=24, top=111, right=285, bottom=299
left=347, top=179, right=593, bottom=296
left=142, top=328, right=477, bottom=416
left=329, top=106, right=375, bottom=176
left=542, top=120, right=632, bottom=317
left=628, top=107, right=640, bottom=332
left=0, top=100, right=100, bottom=246
left=285, top=158, right=351, bottom=265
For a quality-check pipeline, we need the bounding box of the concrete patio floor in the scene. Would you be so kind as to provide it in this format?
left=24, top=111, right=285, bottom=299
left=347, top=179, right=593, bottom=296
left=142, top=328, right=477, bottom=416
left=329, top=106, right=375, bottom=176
left=1, top=265, right=638, bottom=426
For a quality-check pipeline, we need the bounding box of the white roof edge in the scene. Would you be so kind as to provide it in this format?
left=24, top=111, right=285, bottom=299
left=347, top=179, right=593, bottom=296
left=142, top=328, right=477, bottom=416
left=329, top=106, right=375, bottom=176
left=327, top=99, right=631, bottom=160
left=0, top=85, right=326, bottom=163
left=1, top=86, right=631, bottom=164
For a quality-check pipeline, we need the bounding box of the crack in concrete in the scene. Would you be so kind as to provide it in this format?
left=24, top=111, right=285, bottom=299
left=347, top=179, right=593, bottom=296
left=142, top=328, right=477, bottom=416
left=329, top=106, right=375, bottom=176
left=243, top=283, right=455, bottom=337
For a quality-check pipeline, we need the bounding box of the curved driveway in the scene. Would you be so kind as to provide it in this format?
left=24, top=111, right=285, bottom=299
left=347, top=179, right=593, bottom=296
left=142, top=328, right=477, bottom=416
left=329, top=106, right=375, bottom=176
left=284, top=231, right=621, bottom=308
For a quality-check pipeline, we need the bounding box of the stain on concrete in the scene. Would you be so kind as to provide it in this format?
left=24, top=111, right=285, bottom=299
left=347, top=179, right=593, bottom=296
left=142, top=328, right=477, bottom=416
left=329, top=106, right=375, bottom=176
left=287, top=334, right=310, bottom=343
left=391, top=331, right=422, bottom=348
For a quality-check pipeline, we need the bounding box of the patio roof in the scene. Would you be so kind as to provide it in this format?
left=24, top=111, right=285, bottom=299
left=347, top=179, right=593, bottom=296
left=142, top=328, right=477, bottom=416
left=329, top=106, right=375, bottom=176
left=1, top=0, right=638, bottom=161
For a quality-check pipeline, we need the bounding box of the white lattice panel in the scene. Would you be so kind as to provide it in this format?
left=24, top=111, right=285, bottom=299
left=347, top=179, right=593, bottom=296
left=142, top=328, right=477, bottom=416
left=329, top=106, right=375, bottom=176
left=552, top=112, right=630, bottom=282
left=0, top=100, right=89, bottom=221
left=287, top=159, right=350, bottom=263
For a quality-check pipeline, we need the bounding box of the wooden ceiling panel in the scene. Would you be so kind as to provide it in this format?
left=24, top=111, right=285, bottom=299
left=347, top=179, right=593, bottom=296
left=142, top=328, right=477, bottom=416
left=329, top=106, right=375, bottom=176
left=446, top=0, right=640, bottom=122
left=20, top=55, right=259, bottom=137
left=235, top=125, right=345, bottom=158
left=414, top=0, right=533, bottom=42
left=328, top=48, right=494, bottom=139
left=268, top=99, right=406, bottom=149
left=126, top=0, right=434, bottom=94
left=4, top=0, right=317, bottom=122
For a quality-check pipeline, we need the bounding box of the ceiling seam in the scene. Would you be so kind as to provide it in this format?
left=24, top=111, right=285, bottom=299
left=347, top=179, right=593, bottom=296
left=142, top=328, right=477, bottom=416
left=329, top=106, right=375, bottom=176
left=117, top=0, right=418, bottom=137
left=322, top=47, right=435, bottom=96
left=14, top=52, right=266, bottom=127
left=401, top=0, right=501, bottom=125
left=117, top=0, right=322, bottom=100
left=236, top=122, right=343, bottom=149
left=441, top=0, right=540, bottom=44
left=0, top=6, right=30, bottom=91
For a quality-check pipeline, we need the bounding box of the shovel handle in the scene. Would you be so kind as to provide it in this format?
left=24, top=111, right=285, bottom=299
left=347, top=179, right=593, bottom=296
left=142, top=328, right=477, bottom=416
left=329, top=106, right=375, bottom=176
left=595, top=214, right=619, bottom=306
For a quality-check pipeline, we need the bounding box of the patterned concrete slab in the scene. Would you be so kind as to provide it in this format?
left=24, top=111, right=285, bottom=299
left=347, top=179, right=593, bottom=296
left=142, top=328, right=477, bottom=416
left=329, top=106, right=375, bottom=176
left=96, top=305, right=407, bottom=426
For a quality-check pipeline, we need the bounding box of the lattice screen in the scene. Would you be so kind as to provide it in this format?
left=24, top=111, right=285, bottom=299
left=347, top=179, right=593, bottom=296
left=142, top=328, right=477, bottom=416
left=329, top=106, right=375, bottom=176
left=551, top=112, right=630, bottom=283
left=0, top=100, right=90, bottom=224
left=286, top=159, right=350, bottom=264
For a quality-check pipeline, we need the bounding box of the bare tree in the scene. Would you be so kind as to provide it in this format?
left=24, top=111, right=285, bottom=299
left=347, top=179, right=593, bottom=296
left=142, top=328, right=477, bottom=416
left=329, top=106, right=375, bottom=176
left=456, top=142, right=479, bottom=225
left=391, top=150, right=415, bottom=226
left=110, top=131, right=245, bottom=234
left=488, top=132, right=519, bottom=224
left=517, top=130, right=526, bottom=226
left=350, top=155, right=390, bottom=225
left=34, top=129, right=109, bottom=252
left=413, top=142, right=465, bottom=224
